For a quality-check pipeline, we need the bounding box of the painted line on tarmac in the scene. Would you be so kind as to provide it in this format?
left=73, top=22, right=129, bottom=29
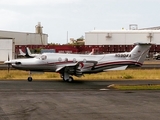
left=99, top=88, right=109, bottom=91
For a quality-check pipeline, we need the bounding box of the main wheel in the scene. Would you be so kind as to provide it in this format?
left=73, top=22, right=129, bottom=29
left=28, top=77, right=33, bottom=82
left=62, top=77, right=67, bottom=82
left=68, top=76, right=74, bottom=83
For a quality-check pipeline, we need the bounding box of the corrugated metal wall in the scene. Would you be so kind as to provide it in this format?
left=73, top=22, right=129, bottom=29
left=85, top=30, right=160, bottom=45
left=0, top=30, right=48, bottom=45
left=0, top=39, right=15, bottom=61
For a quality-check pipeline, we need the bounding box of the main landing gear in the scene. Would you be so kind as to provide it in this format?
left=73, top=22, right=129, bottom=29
left=68, top=76, right=74, bottom=82
left=61, top=74, right=74, bottom=83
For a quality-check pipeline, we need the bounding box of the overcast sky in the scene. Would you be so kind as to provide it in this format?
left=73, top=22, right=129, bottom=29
left=0, top=0, right=160, bottom=44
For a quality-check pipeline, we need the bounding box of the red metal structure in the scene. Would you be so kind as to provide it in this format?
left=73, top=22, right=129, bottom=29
left=15, top=44, right=158, bottom=56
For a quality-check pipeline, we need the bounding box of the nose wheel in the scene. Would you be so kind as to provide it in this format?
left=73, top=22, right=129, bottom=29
left=28, top=71, right=33, bottom=82
left=28, top=77, right=32, bottom=82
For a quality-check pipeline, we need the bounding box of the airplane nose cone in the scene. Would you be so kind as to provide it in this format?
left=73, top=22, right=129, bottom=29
left=4, top=60, right=17, bottom=64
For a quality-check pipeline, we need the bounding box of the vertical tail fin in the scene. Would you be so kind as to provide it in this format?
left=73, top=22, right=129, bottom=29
left=19, top=49, right=26, bottom=56
left=26, top=47, right=32, bottom=56
left=25, top=47, right=34, bottom=58
left=88, top=48, right=94, bottom=55
left=127, top=43, right=152, bottom=65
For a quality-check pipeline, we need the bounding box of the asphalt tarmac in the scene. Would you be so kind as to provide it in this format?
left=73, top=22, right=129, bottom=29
left=0, top=80, right=160, bottom=120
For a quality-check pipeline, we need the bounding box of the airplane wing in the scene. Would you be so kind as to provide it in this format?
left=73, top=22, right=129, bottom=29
left=55, top=63, right=78, bottom=72
left=55, top=60, right=98, bottom=77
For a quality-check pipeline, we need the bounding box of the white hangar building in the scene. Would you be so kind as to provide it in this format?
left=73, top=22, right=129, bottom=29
left=85, top=30, right=160, bottom=45
left=0, top=23, right=48, bottom=61
left=0, top=30, right=48, bottom=45
left=0, top=23, right=48, bottom=45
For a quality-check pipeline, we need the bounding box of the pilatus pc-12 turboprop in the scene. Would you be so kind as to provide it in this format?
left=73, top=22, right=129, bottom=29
left=5, top=43, right=152, bottom=82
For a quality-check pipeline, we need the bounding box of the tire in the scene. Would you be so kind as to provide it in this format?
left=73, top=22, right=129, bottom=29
left=28, top=77, right=32, bottom=82
left=68, top=76, right=74, bottom=83
left=62, top=76, right=69, bottom=82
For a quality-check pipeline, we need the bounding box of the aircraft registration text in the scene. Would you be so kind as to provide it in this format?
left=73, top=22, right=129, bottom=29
left=115, top=53, right=131, bottom=57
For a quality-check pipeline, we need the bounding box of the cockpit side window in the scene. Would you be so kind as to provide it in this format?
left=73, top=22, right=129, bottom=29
left=41, top=55, right=47, bottom=60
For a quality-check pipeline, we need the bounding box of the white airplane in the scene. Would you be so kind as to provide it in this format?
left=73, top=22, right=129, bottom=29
left=19, top=47, right=40, bottom=58
left=26, top=47, right=40, bottom=58
left=5, top=43, right=152, bottom=82
left=19, top=49, right=26, bottom=56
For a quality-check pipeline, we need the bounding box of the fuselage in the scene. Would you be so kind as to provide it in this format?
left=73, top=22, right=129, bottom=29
left=8, top=52, right=139, bottom=73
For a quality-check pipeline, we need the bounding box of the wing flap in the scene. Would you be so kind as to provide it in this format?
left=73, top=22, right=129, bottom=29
left=55, top=62, right=79, bottom=73
left=55, top=60, right=98, bottom=74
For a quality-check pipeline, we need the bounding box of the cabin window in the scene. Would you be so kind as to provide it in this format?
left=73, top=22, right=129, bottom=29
left=65, top=58, right=68, bottom=62
left=58, top=57, right=62, bottom=62
left=73, top=58, right=76, bottom=63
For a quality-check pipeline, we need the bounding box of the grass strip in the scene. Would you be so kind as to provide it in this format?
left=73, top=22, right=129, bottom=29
left=109, top=84, right=160, bottom=90
left=0, top=69, right=160, bottom=80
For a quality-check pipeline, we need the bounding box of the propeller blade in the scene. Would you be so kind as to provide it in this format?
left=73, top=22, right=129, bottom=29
left=8, top=53, right=10, bottom=61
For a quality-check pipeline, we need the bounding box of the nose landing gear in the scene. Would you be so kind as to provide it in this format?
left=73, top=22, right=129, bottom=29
left=28, top=71, right=32, bottom=82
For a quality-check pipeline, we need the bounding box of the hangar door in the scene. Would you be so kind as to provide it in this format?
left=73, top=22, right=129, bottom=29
left=0, top=39, right=14, bottom=62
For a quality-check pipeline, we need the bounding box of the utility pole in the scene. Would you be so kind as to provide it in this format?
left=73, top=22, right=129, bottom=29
left=67, top=31, right=68, bottom=44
